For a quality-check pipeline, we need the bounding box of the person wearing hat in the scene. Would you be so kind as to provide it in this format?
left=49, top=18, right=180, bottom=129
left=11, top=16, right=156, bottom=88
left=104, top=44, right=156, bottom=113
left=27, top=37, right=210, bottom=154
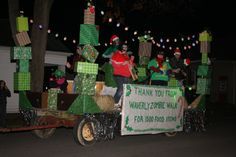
left=148, top=51, right=172, bottom=86
left=100, top=35, right=120, bottom=89
left=102, top=35, right=120, bottom=58
left=169, top=48, right=189, bottom=86
left=110, top=44, right=133, bottom=105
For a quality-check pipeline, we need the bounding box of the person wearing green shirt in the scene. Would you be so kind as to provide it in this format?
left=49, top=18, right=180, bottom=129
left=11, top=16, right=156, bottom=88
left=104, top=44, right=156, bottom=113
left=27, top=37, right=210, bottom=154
left=148, top=51, right=172, bottom=86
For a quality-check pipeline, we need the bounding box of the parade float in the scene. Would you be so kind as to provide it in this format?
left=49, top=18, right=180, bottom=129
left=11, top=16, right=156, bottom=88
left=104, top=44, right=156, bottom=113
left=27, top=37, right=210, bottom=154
left=0, top=2, right=210, bottom=147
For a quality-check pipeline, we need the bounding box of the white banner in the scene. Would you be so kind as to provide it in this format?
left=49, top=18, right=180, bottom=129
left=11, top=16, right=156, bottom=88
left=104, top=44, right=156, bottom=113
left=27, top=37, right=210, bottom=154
left=121, top=84, right=183, bottom=135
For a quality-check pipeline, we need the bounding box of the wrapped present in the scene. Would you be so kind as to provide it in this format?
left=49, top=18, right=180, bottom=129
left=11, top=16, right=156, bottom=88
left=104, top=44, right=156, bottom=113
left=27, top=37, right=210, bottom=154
left=199, top=31, right=212, bottom=42
left=74, top=61, right=98, bottom=74
left=16, top=16, right=29, bottom=32
left=79, top=24, right=99, bottom=46
left=200, top=41, right=211, bottom=53
left=197, top=65, right=212, bottom=77
left=201, top=53, right=208, bottom=64
left=17, top=59, right=29, bottom=72
left=139, top=56, right=150, bottom=66
left=16, top=31, right=31, bottom=46
left=196, top=78, right=211, bottom=95
left=138, top=42, right=152, bottom=57
left=82, top=44, right=99, bottom=63
left=11, top=46, right=32, bottom=60
left=48, top=88, right=62, bottom=110
left=84, top=8, right=95, bottom=24
left=137, top=67, right=146, bottom=77
left=168, top=78, right=179, bottom=87
left=74, top=73, right=96, bottom=95
left=14, top=72, right=31, bottom=91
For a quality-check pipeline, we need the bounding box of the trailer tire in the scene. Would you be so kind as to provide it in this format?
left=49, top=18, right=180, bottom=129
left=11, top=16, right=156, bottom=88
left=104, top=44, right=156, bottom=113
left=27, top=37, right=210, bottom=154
left=73, top=117, right=97, bottom=146
left=32, top=117, right=56, bottom=139
left=165, top=132, right=177, bottom=137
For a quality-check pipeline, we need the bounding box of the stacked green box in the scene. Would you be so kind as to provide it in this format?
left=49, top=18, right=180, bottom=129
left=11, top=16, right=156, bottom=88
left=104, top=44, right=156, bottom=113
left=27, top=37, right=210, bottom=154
left=137, top=67, right=147, bottom=81
left=17, top=59, right=29, bottom=72
left=16, top=16, right=29, bottom=32
left=82, top=44, right=99, bottom=63
left=74, top=73, right=96, bottom=95
left=139, top=56, right=150, bottom=66
left=197, top=65, right=212, bottom=77
left=14, top=72, right=31, bottom=91
left=79, top=24, right=99, bottom=46
left=11, top=47, right=32, bottom=60
left=74, top=62, right=98, bottom=75
left=168, top=78, right=179, bottom=87
left=48, top=88, right=62, bottom=110
left=201, top=53, right=208, bottom=64
left=196, top=78, right=211, bottom=95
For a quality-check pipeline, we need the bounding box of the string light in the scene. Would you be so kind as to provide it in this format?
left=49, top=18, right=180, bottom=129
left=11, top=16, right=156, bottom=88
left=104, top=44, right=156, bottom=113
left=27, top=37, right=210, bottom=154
left=55, top=33, right=59, bottom=37
left=72, top=39, right=76, bottom=43
left=116, top=23, right=120, bottom=27
left=63, top=37, right=67, bottom=41
left=134, top=31, right=138, bottom=35
left=47, top=29, right=51, bottom=33
left=100, top=11, right=104, bottom=15
left=108, top=18, right=112, bottom=23
left=30, top=19, right=33, bottom=23
left=124, top=27, right=129, bottom=31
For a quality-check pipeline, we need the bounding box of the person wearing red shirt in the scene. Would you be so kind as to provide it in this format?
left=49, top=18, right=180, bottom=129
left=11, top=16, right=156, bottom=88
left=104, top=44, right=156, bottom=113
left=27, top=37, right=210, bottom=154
left=110, top=44, right=132, bottom=105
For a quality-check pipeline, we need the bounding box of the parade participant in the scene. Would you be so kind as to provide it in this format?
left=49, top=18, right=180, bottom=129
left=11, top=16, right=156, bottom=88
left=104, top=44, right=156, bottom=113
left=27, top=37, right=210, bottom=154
left=0, top=80, right=11, bottom=128
left=169, top=48, right=188, bottom=86
left=148, top=51, right=172, bottom=86
left=100, top=35, right=120, bottom=89
left=48, top=69, right=68, bottom=93
left=102, top=35, right=120, bottom=58
left=110, top=44, right=132, bottom=105
left=66, top=45, right=85, bottom=75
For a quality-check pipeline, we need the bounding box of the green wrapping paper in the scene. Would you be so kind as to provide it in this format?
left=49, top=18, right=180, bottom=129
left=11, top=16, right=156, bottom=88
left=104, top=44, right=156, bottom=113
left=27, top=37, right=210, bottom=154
left=101, top=62, right=117, bottom=87
left=197, top=65, right=212, bottom=77
left=82, top=44, right=99, bottom=63
left=199, top=31, right=212, bottom=42
left=14, top=72, right=31, bottom=91
left=16, top=16, right=29, bottom=32
left=139, top=56, right=150, bottom=66
left=74, top=62, right=98, bottom=74
left=74, top=73, right=96, bottom=95
left=196, top=78, right=211, bottom=95
left=79, top=24, right=99, bottom=46
left=11, top=46, right=32, bottom=60
left=201, top=53, right=208, bottom=64
left=17, top=59, right=29, bottom=72
left=47, top=88, right=62, bottom=110
left=168, top=78, right=179, bottom=87
left=137, top=67, right=147, bottom=81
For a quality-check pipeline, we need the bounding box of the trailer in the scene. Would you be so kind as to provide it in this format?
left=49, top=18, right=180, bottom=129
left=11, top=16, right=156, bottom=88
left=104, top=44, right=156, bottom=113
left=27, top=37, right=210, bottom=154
left=0, top=84, right=185, bottom=146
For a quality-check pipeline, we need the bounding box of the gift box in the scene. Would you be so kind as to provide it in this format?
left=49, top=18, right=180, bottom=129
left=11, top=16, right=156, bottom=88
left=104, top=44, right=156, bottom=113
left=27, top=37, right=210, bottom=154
left=168, top=78, right=179, bottom=87
left=199, top=31, right=212, bottom=42
left=74, top=73, right=96, bottom=95
left=14, top=72, right=31, bottom=91
left=138, top=42, right=152, bottom=57
left=74, top=61, right=98, bottom=74
left=15, top=31, right=31, bottom=46
left=48, top=88, right=62, bottom=110
left=84, top=8, right=95, bottom=24
left=82, top=44, right=99, bottom=63
left=197, top=65, right=212, bottom=77
left=196, top=78, right=211, bottom=95
left=139, top=56, right=150, bottom=66
left=201, top=53, right=208, bottom=64
left=79, top=24, right=99, bottom=46
left=11, top=46, right=32, bottom=60
left=17, top=59, right=29, bottom=72
left=16, top=16, right=29, bottom=32
left=200, top=41, right=211, bottom=53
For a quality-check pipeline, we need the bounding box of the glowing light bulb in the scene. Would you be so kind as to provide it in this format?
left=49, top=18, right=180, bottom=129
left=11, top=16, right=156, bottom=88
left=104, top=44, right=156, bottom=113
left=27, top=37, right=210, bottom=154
left=63, top=37, right=67, bottom=41
left=124, top=27, right=128, bottom=31
left=134, top=31, right=137, bottom=35
left=47, top=29, right=51, bottom=33
left=101, top=11, right=104, bottom=15
left=55, top=33, right=59, bottom=37
left=116, top=23, right=120, bottom=27
left=108, top=18, right=112, bottom=23
left=72, top=40, right=76, bottom=43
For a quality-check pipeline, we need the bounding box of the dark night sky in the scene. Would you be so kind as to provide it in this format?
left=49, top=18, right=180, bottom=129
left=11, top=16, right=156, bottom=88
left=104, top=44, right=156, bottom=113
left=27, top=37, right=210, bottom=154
left=1, top=0, right=236, bottom=61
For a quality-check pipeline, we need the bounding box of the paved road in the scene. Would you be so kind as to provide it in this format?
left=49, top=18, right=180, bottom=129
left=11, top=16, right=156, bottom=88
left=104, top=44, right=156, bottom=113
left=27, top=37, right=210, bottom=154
left=1, top=116, right=236, bottom=157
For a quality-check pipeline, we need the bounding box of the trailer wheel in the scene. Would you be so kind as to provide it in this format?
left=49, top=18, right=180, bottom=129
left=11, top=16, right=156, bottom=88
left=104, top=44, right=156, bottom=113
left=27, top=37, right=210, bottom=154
left=165, top=132, right=177, bottom=137
left=32, top=117, right=56, bottom=139
left=73, top=117, right=97, bottom=146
